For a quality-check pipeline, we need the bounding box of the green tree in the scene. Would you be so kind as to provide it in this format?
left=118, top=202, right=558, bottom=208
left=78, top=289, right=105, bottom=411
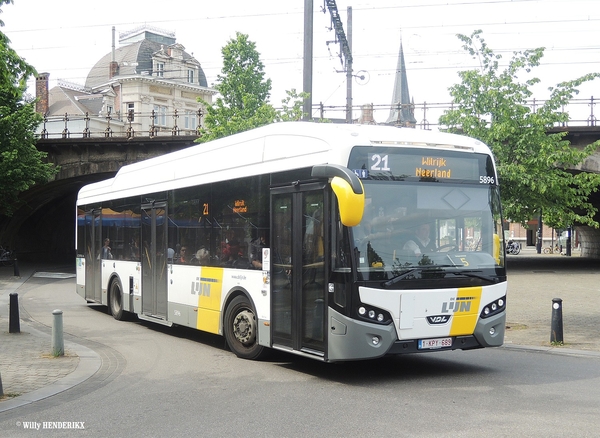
left=278, top=88, right=310, bottom=122
left=198, top=32, right=307, bottom=142
left=1, top=3, right=56, bottom=216
left=440, top=30, right=600, bottom=229
left=0, top=0, right=11, bottom=27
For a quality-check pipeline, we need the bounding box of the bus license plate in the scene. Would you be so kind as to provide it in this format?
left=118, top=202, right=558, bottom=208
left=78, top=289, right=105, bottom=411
left=418, top=337, right=452, bottom=349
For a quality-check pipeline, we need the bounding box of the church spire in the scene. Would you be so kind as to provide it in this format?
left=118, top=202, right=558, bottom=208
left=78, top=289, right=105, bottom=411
left=386, top=39, right=417, bottom=127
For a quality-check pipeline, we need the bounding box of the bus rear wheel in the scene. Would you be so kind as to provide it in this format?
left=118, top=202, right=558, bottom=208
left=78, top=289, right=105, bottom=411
left=224, top=295, right=265, bottom=360
left=109, top=280, right=125, bottom=321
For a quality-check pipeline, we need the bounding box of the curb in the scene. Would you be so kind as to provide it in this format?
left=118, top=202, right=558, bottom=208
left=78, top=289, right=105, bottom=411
left=0, top=323, right=102, bottom=413
left=500, top=343, right=600, bottom=358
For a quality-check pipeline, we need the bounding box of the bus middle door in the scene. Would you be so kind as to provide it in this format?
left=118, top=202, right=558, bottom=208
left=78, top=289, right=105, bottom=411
left=141, top=202, right=168, bottom=320
left=271, top=183, right=328, bottom=359
left=84, top=209, right=102, bottom=303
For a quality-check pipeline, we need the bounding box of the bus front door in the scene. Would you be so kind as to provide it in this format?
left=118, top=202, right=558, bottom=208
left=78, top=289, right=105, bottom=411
left=271, top=184, right=328, bottom=358
left=141, top=203, right=168, bottom=319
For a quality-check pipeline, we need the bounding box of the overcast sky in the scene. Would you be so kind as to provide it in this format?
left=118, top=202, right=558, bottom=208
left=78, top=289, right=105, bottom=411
left=2, top=0, right=599, bottom=125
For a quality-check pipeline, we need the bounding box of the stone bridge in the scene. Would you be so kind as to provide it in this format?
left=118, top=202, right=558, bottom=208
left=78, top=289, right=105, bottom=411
left=2, top=123, right=600, bottom=262
left=0, top=135, right=197, bottom=262
left=547, top=126, right=600, bottom=257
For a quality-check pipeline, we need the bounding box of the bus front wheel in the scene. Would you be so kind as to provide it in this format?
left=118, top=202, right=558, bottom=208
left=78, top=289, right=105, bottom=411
left=224, top=295, right=265, bottom=360
left=109, top=280, right=125, bottom=321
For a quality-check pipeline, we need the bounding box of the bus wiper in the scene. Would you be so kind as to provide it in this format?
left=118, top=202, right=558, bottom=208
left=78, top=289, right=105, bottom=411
left=449, top=270, right=498, bottom=283
left=383, top=265, right=456, bottom=287
left=383, top=268, right=422, bottom=287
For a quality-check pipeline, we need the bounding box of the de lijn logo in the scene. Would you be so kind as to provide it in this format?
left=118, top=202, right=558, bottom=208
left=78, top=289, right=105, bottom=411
left=427, top=296, right=476, bottom=325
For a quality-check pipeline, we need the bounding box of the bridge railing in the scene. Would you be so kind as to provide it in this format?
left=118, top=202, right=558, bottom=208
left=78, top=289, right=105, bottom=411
left=38, top=108, right=204, bottom=140
left=36, top=96, right=598, bottom=139
left=320, top=96, right=599, bottom=130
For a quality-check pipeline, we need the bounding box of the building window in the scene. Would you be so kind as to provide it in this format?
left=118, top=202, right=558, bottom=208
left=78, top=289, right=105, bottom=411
left=187, top=69, right=195, bottom=84
left=156, top=62, right=164, bottom=77
left=184, top=111, right=197, bottom=130
left=153, top=104, right=168, bottom=126
left=127, top=103, right=135, bottom=121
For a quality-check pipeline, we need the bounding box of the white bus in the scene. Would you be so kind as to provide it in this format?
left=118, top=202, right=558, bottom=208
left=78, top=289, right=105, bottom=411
left=76, top=122, right=506, bottom=362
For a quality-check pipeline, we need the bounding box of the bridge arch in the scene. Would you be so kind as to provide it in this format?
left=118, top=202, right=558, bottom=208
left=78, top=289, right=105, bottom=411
left=0, top=136, right=197, bottom=262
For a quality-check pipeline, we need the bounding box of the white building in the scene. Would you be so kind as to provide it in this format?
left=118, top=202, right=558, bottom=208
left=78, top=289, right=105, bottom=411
left=36, top=26, right=216, bottom=138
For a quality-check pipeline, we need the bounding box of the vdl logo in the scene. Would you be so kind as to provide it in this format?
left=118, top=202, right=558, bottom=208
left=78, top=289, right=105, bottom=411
left=427, top=315, right=450, bottom=325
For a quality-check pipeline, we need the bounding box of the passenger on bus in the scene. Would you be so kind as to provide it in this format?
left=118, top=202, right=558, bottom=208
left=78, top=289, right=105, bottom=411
left=129, top=236, right=140, bottom=260
left=101, top=238, right=113, bottom=259
left=191, top=247, right=210, bottom=265
left=178, top=246, right=189, bottom=264
left=251, top=230, right=267, bottom=269
left=403, top=223, right=436, bottom=255
left=222, top=237, right=241, bottom=263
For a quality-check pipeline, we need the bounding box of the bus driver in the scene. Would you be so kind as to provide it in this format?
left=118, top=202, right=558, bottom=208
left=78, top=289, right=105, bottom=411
left=403, top=223, right=436, bottom=256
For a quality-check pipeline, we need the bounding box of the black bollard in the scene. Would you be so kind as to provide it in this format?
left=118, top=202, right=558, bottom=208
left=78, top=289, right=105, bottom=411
left=13, top=255, right=20, bottom=277
left=551, top=298, right=563, bottom=344
left=9, top=292, right=20, bottom=333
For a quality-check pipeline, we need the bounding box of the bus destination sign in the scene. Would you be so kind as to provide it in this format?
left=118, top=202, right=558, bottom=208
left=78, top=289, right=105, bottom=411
left=348, top=147, right=495, bottom=183
left=416, top=156, right=452, bottom=179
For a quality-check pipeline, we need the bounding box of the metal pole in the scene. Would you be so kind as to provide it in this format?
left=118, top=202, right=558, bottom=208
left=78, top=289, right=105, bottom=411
left=9, top=293, right=20, bottom=333
left=302, top=0, right=314, bottom=120
left=345, top=6, right=353, bottom=124
left=566, top=226, right=572, bottom=256
left=551, top=298, right=564, bottom=344
left=13, top=253, right=20, bottom=277
left=536, top=210, right=543, bottom=254
left=52, top=309, right=64, bottom=357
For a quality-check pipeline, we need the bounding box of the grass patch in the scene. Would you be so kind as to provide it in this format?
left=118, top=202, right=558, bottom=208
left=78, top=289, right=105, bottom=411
left=506, top=323, right=528, bottom=331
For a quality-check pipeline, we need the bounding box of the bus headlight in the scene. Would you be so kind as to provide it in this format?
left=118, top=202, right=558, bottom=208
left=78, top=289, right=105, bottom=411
left=354, top=303, right=392, bottom=325
left=480, top=296, right=506, bottom=319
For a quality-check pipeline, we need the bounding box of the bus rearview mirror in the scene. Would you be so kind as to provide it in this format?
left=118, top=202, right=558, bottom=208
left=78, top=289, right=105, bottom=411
left=331, top=176, right=365, bottom=227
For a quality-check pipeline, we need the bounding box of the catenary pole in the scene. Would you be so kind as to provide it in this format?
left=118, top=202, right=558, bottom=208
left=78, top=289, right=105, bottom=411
left=303, top=0, right=313, bottom=120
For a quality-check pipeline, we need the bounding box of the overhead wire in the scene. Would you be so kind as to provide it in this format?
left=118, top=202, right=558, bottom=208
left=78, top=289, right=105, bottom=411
left=5, top=0, right=599, bottom=102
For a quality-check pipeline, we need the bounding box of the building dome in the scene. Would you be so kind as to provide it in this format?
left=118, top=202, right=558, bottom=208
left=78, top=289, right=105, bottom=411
left=85, top=38, right=208, bottom=90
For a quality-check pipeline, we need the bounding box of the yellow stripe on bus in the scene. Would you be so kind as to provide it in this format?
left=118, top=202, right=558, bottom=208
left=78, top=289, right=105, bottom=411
left=449, top=286, right=482, bottom=336
left=196, top=267, right=224, bottom=334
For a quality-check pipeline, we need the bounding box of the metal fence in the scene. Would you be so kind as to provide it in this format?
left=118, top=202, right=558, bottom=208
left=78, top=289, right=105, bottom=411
left=37, top=96, right=599, bottom=139
left=39, top=108, right=204, bottom=139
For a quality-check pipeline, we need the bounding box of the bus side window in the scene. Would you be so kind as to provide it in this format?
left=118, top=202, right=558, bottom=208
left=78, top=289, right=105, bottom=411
left=333, top=219, right=351, bottom=271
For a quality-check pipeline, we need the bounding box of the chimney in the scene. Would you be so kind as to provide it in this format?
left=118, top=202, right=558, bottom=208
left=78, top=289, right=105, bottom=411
left=109, top=26, right=118, bottom=78
left=109, top=61, right=119, bottom=79
left=359, top=104, right=375, bottom=124
left=35, top=72, right=50, bottom=114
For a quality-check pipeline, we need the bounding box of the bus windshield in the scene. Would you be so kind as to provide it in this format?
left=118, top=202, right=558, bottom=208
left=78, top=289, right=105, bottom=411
left=351, top=180, right=504, bottom=282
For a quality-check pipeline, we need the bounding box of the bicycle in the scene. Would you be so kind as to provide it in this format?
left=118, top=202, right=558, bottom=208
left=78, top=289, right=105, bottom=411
left=543, top=244, right=561, bottom=254
left=506, top=240, right=521, bottom=255
left=0, top=245, right=14, bottom=267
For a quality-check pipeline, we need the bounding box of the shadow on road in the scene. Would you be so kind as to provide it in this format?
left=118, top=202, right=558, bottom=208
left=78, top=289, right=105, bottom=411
left=506, top=254, right=600, bottom=272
